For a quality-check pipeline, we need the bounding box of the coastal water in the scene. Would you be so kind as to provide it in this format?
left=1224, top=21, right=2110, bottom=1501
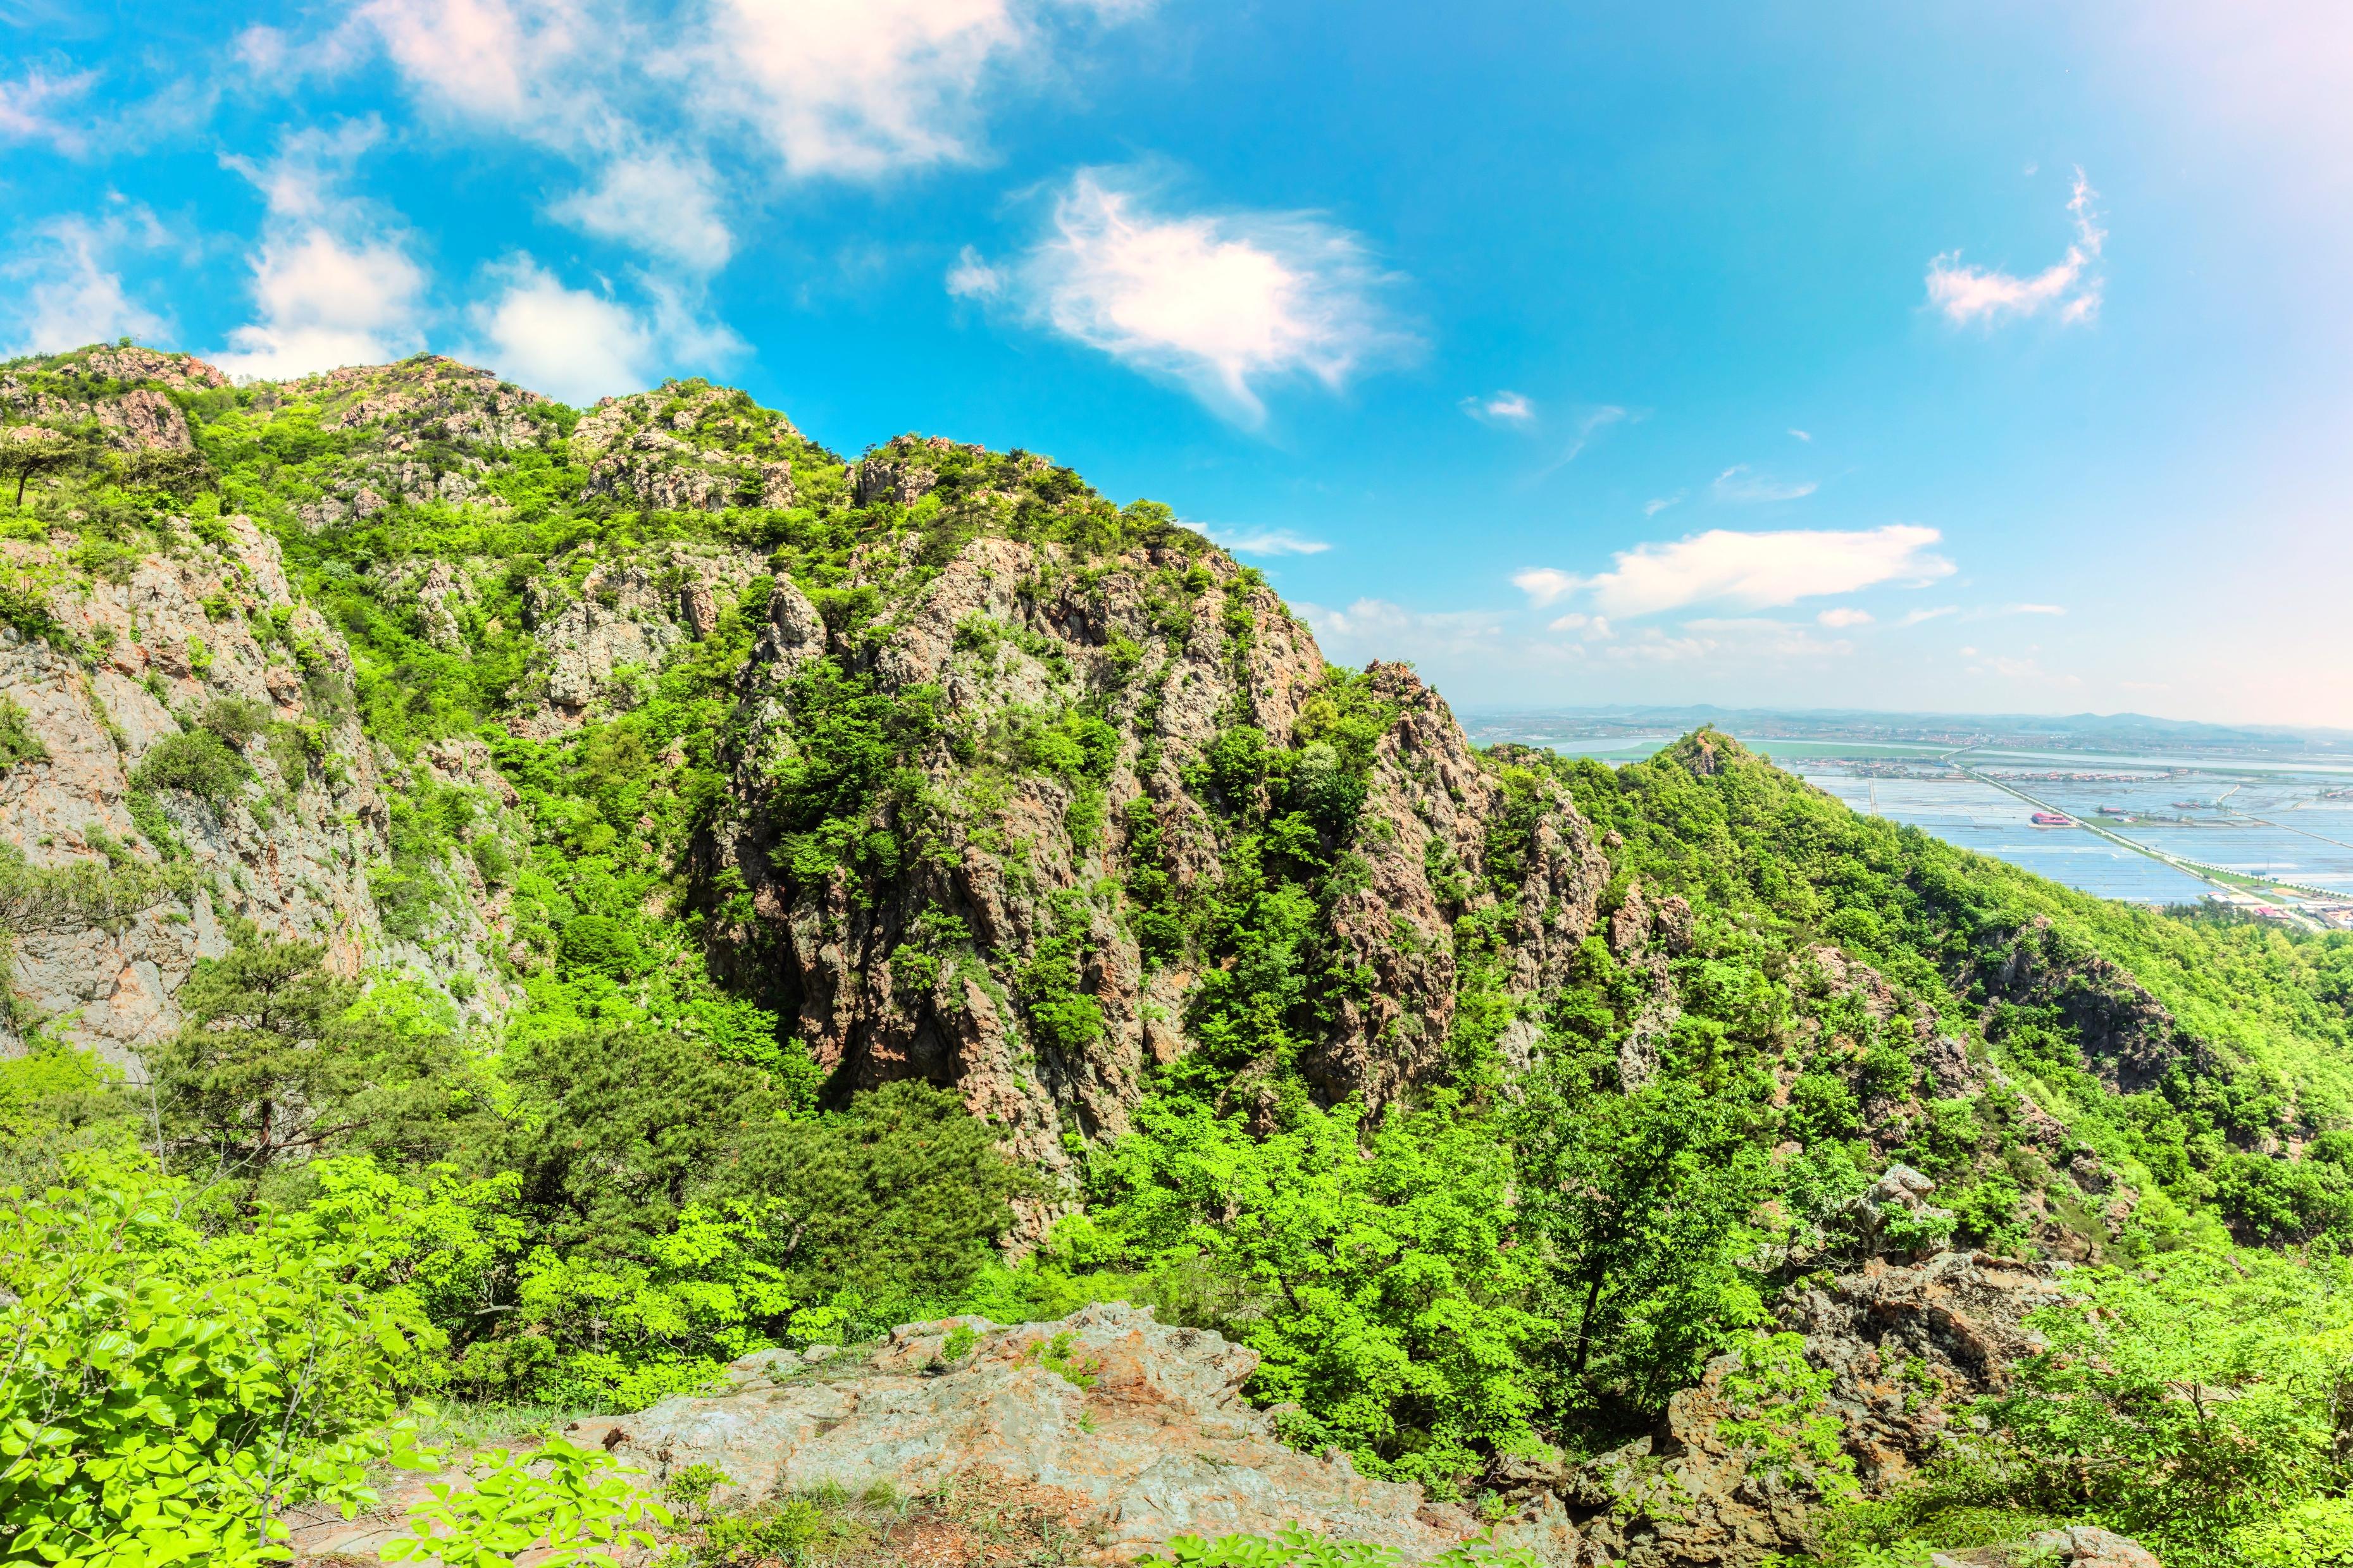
left=1529, top=733, right=2353, bottom=906
left=1790, top=764, right=2353, bottom=904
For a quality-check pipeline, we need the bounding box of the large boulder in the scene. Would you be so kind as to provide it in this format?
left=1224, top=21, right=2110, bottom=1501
left=586, top=1302, right=1469, bottom=1561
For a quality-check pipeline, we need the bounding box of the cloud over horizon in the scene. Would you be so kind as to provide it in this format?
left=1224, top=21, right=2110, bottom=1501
left=1517, top=524, right=1956, bottom=618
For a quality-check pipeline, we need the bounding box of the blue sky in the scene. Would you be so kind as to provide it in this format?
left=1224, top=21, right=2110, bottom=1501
left=5, top=1, right=2348, bottom=725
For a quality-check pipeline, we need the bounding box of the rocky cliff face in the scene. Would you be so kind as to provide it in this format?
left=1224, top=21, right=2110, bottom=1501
left=0, top=509, right=521, bottom=1063
left=706, top=532, right=1608, bottom=1173
left=0, top=350, right=533, bottom=1065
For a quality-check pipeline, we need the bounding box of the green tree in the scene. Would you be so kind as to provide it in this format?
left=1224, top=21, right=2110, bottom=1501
left=144, top=923, right=470, bottom=1183
left=719, top=1080, right=1032, bottom=1320
left=1064, top=1094, right=1543, bottom=1489
left=1512, top=1047, right=1770, bottom=1419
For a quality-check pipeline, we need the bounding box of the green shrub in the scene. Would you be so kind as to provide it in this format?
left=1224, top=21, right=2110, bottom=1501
left=0, top=696, right=47, bottom=770
left=0, top=1159, right=439, bottom=1566
left=130, top=728, right=251, bottom=806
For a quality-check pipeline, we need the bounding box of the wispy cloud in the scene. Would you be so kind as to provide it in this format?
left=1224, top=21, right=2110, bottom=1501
left=1927, top=168, right=2106, bottom=326
left=1711, top=464, right=1817, bottom=503
left=1461, top=390, right=1532, bottom=424
left=1523, top=523, right=1954, bottom=619
left=0, top=68, right=97, bottom=152
left=1, top=202, right=171, bottom=355
left=547, top=147, right=734, bottom=271
left=1296, top=597, right=1506, bottom=665
left=211, top=121, right=430, bottom=379
left=962, top=166, right=1416, bottom=424
left=1788, top=428, right=1812, bottom=442
left=1897, top=605, right=1958, bottom=627
left=270, top=0, right=1152, bottom=277
left=1964, top=650, right=2082, bottom=686
left=1816, top=606, right=1873, bottom=628
left=1644, top=492, right=1686, bottom=518
left=1605, top=618, right=1854, bottom=664
left=945, top=244, right=1002, bottom=299
left=1535, top=404, right=1628, bottom=475
left=1959, top=602, right=2068, bottom=621
left=1208, top=526, right=1331, bottom=557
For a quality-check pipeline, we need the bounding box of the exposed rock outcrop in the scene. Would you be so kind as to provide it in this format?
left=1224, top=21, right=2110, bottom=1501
left=0, top=517, right=517, bottom=1066
left=712, top=536, right=1610, bottom=1174
left=596, top=1302, right=1471, bottom=1562
left=1484, top=1251, right=2073, bottom=1568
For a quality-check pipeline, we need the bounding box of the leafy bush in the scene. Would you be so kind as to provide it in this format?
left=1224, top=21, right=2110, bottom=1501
left=0, top=1159, right=438, bottom=1567
left=0, top=696, right=47, bottom=770
left=383, top=1436, right=671, bottom=1568
left=130, top=727, right=251, bottom=806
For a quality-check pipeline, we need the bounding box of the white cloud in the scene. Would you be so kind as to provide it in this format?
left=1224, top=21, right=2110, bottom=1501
left=345, top=0, right=1150, bottom=268
left=1547, top=611, right=1612, bottom=640
left=1817, top=606, right=1873, bottom=628
left=463, top=257, right=746, bottom=403
left=1462, top=390, right=1532, bottom=424
left=466, top=259, right=652, bottom=402
left=2, top=206, right=171, bottom=355
left=1297, top=597, right=1506, bottom=666
left=1536, top=523, right=1955, bottom=619
left=946, top=244, right=1003, bottom=299
left=1644, top=492, right=1686, bottom=517
left=1512, top=567, right=1581, bottom=607
left=549, top=149, right=733, bottom=271
left=2010, top=602, right=2067, bottom=616
left=212, top=122, right=429, bottom=379
left=1897, top=605, right=1958, bottom=627
left=0, top=68, right=97, bottom=152
left=1711, top=464, right=1818, bottom=503
left=709, top=0, right=1141, bottom=180
left=1789, top=428, right=1812, bottom=442
left=1208, top=526, right=1330, bottom=557
left=982, top=167, right=1414, bottom=423
left=1927, top=168, right=2106, bottom=326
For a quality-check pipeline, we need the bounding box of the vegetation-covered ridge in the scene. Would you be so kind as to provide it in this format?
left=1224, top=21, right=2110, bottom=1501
left=5, top=344, right=2353, bottom=1568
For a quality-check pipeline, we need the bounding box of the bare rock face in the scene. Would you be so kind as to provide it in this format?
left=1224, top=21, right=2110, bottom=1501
left=1484, top=1251, right=2073, bottom=1568
left=712, top=537, right=1609, bottom=1175
left=1777, top=1250, right=2066, bottom=1493
left=573, top=382, right=807, bottom=512
left=593, top=1302, right=1465, bottom=1563
left=508, top=544, right=770, bottom=735
left=0, top=517, right=516, bottom=1067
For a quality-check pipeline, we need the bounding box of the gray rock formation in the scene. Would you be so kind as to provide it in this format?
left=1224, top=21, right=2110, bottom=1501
left=0, top=516, right=516, bottom=1067
left=592, top=1302, right=1470, bottom=1560
left=709, top=534, right=1611, bottom=1177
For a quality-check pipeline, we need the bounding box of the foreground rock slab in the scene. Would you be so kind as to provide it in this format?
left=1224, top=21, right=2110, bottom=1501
left=590, top=1302, right=1468, bottom=1562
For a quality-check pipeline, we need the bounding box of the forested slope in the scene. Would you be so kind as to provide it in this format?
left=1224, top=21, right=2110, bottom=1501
left=5, top=345, right=2352, bottom=1568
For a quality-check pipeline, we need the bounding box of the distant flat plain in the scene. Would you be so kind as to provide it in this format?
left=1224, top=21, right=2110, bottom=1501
left=1463, top=708, right=2353, bottom=906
